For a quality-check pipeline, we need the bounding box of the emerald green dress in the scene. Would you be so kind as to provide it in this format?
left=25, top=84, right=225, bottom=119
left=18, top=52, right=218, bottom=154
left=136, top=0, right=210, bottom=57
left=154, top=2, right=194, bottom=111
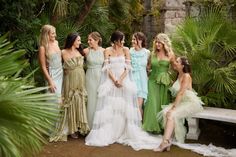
left=142, top=55, right=171, bottom=133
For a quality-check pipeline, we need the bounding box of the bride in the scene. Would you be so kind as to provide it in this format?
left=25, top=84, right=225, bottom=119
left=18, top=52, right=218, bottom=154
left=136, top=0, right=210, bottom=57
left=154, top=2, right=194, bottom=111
left=85, top=31, right=160, bottom=150
left=85, top=31, right=236, bottom=156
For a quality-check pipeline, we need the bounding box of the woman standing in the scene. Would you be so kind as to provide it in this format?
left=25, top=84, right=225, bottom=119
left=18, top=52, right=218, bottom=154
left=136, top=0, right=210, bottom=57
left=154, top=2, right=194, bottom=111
left=85, top=31, right=160, bottom=150
left=50, top=32, right=90, bottom=142
left=142, top=33, right=174, bottom=133
left=38, top=24, right=63, bottom=102
left=130, top=32, right=150, bottom=116
left=154, top=57, right=204, bottom=151
left=84, top=32, right=105, bottom=128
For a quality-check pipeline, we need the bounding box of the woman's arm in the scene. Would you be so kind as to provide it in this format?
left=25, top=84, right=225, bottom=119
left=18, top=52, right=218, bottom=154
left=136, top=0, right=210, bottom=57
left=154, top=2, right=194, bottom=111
left=83, top=47, right=89, bottom=57
left=146, top=53, right=152, bottom=75
left=172, top=74, right=191, bottom=109
left=38, top=46, right=56, bottom=93
left=117, top=47, right=130, bottom=84
left=104, top=49, right=117, bottom=83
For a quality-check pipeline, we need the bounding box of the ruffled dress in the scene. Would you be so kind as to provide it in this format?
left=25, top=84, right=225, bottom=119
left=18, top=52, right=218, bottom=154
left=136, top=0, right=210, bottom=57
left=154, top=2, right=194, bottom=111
left=85, top=55, right=162, bottom=150
left=142, top=55, right=171, bottom=133
left=157, top=80, right=236, bottom=157
left=158, top=79, right=204, bottom=143
left=50, top=56, right=90, bottom=142
left=130, top=48, right=150, bottom=100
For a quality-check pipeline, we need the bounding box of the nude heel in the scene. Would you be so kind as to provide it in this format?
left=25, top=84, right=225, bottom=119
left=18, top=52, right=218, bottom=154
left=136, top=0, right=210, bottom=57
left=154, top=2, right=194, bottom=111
left=153, top=139, right=171, bottom=152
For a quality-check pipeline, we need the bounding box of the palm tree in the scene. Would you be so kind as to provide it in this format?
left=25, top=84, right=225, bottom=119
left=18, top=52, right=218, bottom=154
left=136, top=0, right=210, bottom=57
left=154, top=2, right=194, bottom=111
left=0, top=34, right=59, bottom=157
left=172, top=6, right=236, bottom=108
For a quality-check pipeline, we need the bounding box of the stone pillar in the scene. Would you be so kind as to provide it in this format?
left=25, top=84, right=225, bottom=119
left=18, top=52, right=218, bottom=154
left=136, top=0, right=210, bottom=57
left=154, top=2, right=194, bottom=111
left=161, top=0, right=186, bottom=35
left=187, top=117, right=201, bottom=140
left=142, top=0, right=158, bottom=47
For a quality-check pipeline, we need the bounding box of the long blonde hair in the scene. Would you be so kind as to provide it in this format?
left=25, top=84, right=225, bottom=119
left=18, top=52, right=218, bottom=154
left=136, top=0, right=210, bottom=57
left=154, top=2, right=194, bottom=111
left=153, top=33, right=174, bottom=57
left=39, top=24, right=55, bottom=55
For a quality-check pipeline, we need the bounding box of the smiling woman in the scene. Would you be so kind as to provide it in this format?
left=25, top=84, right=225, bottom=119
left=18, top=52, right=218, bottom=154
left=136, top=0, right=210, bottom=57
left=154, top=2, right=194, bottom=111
left=84, top=32, right=105, bottom=128
left=49, top=32, right=90, bottom=142
left=142, top=33, right=175, bottom=134
left=38, top=24, right=63, bottom=99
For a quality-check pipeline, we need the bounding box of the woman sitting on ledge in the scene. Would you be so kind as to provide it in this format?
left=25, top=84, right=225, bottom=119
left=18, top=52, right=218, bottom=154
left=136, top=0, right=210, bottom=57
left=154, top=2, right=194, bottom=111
left=154, top=56, right=204, bottom=152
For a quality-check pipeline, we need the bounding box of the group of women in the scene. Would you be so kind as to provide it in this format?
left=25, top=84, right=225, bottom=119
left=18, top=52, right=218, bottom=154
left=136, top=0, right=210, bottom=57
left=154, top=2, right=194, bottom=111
left=38, top=24, right=234, bottom=156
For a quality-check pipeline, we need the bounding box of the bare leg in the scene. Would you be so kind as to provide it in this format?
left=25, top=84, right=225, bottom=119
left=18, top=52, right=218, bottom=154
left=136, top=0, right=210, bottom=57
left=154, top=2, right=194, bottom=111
left=137, top=97, right=144, bottom=117
left=153, top=109, right=175, bottom=152
left=163, top=110, right=175, bottom=140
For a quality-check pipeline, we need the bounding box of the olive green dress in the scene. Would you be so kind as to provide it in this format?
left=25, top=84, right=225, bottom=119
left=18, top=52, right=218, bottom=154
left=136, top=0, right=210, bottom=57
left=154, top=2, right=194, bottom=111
left=142, top=55, right=171, bottom=133
left=50, top=56, right=90, bottom=142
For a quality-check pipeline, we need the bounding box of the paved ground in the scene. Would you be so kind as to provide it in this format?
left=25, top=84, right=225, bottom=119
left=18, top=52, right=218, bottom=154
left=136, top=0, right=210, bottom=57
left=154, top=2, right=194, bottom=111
left=38, top=120, right=236, bottom=157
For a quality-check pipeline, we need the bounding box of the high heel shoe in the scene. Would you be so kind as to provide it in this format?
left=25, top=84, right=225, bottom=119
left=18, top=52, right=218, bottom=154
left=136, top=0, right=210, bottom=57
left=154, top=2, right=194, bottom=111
left=153, top=139, right=171, bottom=152
left=70, top=133, right=78, bottom=139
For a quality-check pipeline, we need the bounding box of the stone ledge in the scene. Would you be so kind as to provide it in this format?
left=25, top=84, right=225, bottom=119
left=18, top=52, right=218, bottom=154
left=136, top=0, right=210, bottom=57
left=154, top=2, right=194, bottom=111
left=191, top=107, right=236, bottom=123
left=186, top=107, right=236, bottom=140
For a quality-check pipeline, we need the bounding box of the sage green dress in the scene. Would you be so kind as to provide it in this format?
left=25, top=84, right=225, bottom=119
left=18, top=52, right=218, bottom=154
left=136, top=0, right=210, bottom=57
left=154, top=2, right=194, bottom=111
left=142, top=55, right=171, bottom=133
left=85, top=48, right=104, bottom=128
left=50, top=56, right=90, bottom=142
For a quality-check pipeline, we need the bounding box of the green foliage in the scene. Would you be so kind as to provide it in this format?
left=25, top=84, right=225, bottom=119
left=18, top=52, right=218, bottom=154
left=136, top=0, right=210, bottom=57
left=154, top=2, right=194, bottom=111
left=0, top=35, right=59, bottom=157
left=172, top=6, right=236, bottom=108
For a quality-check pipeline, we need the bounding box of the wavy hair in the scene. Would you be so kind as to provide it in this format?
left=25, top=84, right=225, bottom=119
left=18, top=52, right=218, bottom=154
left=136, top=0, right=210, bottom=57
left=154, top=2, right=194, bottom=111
left=153, top=33, right=174, bottom=57
left=39, top=24, right=56, bottom=56
left=89, top=32, right=102, bottom=46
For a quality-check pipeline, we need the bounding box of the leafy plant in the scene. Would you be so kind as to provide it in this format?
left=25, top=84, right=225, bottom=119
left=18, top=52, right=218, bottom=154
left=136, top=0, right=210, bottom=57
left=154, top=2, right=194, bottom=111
left=0, top=34, right=59, bottom=157
left=172, top=6, right=236, bottom=108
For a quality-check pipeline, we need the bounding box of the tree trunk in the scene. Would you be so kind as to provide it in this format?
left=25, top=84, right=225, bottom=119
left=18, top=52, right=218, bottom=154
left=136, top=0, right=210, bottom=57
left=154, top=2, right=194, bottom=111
left=75, top=0, right=96, bottom=27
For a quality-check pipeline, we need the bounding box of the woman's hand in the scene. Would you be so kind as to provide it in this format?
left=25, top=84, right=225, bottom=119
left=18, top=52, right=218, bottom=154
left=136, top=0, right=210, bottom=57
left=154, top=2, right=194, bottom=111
left=49, top=81, right=57, bottom=93
left=114, top=79, right=123, bottom=88
left=170, top=103, right=176, bottom=110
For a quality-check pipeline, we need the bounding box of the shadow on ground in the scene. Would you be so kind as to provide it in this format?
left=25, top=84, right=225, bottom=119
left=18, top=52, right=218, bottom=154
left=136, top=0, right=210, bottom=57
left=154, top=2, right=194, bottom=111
left=38, top=120, right=236, bottom=157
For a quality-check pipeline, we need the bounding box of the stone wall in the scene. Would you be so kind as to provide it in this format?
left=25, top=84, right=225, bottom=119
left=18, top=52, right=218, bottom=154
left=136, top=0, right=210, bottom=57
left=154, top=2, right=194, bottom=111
left=142, top=0, right=158, bottom=47
left=142, top=0, right=188, bottom=46
left=161, top=0, right=186, bottom=35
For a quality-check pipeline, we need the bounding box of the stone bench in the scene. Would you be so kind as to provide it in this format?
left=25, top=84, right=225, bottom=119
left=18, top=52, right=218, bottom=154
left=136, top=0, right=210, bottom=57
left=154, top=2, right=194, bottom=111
left=186, top=107, right=236, bottom=140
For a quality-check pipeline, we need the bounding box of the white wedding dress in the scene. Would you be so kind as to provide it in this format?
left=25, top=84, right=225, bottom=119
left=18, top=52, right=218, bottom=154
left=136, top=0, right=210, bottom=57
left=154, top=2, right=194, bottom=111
left=85, top=55, right=236, bottom=156
left=85, top=55, right=162, bottom=150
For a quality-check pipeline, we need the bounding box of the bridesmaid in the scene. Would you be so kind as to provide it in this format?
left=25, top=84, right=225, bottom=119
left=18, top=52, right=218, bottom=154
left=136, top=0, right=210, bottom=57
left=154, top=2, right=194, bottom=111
left=84, top=32, right=105, bottom=128
left=154, top=57, right=204, bottom=152
left=38, top=24, right=63, bottom=102
left=130, top=32, right=150, bottom=117
left=142, top=33, right=174, bottom=133
left=50, top=32, right=90, bottom=142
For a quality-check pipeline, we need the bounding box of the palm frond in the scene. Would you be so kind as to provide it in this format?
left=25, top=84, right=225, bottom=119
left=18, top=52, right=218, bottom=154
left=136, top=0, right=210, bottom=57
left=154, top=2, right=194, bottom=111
left=172, top=6, right=236, bottom=108
left=0, top=35, right=59, bottom=157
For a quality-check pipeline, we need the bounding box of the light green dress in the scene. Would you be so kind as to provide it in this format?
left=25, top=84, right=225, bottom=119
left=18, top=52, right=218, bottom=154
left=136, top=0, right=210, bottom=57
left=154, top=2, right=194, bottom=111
left=157, top=80, right=204, bottom=143
left=85, top=48, right=104, bottom=128
left=50, top=56, right=90, bottom=142
left=142, top=55, right=171, bottom=133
